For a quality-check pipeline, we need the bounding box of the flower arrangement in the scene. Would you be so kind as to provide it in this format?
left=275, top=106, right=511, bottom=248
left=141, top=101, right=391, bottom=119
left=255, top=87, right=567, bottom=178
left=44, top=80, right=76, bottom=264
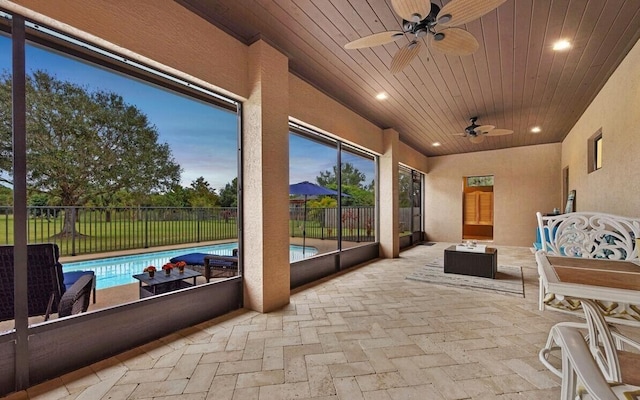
left=162, top=263, right=174, bottom=275
left=175, top=261, right=186, bottom=273
left=144, top=265, right=156, bottom=278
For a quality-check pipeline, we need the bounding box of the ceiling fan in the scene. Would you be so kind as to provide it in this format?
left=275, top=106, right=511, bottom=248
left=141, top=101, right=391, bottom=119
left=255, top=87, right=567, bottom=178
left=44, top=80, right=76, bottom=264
left=454, top=116, right=514, bottom=143
left=344, top=0, right=507, bottom=73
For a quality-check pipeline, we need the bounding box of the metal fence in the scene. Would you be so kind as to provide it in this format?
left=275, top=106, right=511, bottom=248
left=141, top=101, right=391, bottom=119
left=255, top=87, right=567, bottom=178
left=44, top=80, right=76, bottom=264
left=399, top=207, right=415, bottom=234
left=289, top=206, right=375, bottom=242
left=1, top=205, right=376, bottom=256
left=0, top=206, right=238, bottom=256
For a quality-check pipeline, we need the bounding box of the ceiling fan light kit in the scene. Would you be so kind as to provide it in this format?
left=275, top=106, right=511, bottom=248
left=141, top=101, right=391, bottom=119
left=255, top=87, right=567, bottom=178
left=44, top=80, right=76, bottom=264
left=344, top=0, right=508, bottom=73
left=453, top=116, right=514, bottom=144
left=437, top=14, right=452, bottom=24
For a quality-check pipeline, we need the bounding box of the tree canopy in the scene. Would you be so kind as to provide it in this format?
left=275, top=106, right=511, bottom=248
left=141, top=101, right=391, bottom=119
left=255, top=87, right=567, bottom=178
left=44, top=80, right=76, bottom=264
left=0, top=186, right=11, bottom=207
left=399, top=171, right=413, bottom=208
left=0, top=70, right=182, bottom=205
left=219, top=177, right=238, bottom=207
left=316, top=162, right=367, bottom=189
left=315, top=162, right=374, bottom=206
left=188, top=176, right=219, bottom=207
left=0, top=70, right=182, bottom=234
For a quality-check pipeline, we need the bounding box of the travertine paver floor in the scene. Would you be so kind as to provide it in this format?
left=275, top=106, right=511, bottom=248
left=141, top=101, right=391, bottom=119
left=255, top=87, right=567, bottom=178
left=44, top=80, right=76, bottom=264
left=5, top=242, right=639, bottom=399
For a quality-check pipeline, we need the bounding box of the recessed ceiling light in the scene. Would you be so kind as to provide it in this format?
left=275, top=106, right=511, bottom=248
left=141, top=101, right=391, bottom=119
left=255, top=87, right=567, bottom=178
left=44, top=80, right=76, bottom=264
left=531, top=126, right=542, bottom=133
left=432, top=142, right=441, bottom=147
left=375, top=92, right=388, bottom=100
left=553, top=40, right=571, bottom=51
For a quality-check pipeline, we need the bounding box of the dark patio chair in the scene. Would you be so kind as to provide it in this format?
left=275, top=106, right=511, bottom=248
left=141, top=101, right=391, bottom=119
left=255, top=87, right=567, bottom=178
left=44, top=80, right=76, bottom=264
left=170, top=248, right=238, bottom=282
left=0, top=243, right=95, bottom=322
left=54, top=241, right=96, bottom=304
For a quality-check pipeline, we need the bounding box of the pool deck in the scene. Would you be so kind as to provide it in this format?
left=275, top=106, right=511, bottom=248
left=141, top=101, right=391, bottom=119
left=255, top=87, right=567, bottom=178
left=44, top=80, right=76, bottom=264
left=1, top=238, right=359, bottom=331
left=58, top=239, right=239, bottom=263
left=58, top=237, right=348, bottom=264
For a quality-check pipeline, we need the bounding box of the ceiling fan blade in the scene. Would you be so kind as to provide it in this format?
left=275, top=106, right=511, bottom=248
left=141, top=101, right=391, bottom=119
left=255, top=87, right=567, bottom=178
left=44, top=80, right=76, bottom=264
left=391, top=0, right=432, bottom=23
left=344, top=31, right=404, bottom=49
left=485, top=128, right=514, bottom=136
left=469, top=135, right=486, bottom=144
left=474, top=125, right=495, bottom=134
left=453, top=133, right=468, bottom=137
left=390, top=41, right=422, bottom=74
left=436, top=0, right=507, bottom=27
left=427, top=28, right=479, bottom=56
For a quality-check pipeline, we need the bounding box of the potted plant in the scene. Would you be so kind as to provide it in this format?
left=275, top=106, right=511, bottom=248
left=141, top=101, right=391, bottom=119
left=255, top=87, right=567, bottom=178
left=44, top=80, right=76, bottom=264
left=144, top=265, right=156, bottom=278
left=175, top=261, right=187, bottom=273
left=162, top=263, right=174, bottom=276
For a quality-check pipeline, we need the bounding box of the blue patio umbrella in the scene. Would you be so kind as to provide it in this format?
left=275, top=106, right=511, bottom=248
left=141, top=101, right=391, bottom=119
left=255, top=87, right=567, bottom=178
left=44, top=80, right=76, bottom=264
left=289, top=181, right=340, bottom=256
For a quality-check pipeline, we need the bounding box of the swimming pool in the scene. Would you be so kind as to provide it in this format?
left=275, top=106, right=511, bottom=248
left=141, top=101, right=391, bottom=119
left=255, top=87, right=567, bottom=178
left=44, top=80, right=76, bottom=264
left=63, top=243, right=317, bottom=289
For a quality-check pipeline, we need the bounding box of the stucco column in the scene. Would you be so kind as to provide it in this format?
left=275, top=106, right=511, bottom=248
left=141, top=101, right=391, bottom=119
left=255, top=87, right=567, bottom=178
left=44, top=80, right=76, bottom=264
left=379, top=128, right=399, bottom=258
left=243, top=40, right=290, bottom=312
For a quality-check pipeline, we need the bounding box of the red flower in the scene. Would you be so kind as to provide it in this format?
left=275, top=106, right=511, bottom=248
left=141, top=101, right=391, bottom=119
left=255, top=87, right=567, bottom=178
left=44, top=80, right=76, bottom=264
left=143, top=266, right=156, bottom=272
left=175, top=261, right=187, bottom=268
left=162, top=263, right=174, bottom=271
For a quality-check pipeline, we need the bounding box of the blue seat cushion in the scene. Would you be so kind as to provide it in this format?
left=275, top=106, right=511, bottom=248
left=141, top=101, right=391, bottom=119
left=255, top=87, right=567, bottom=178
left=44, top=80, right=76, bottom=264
left=170, top=253, right=209, bottom=266
left=170, top=253, right=236, bottom=267
left=63, top=270, right=95, bottom=291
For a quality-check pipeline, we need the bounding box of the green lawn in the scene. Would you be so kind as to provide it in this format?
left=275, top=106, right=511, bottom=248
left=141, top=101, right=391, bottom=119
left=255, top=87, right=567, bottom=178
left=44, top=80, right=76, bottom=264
left=1, top=214, right=238, bottom=256
left=2, top=210, right=377, bottom=256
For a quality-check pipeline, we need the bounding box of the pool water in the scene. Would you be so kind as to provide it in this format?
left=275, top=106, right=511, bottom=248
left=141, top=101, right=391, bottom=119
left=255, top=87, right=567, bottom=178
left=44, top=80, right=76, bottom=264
left=63, top=243, right=317, bottom=289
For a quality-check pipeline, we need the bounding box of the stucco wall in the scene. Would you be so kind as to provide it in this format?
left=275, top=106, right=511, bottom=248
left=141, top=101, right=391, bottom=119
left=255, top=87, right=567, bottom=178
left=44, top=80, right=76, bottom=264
left=560, top=37, right=640, bottom=217
left=5, top=0, right=249, bottom=100
left=424, top=143, right=562, bottom=246
left=288, top=75, right=428, bottom=172
left=288, top=75, right=385, bottom=155
left=399, top=141, right=428, bottom=173
left=7, top=0, right=429, bottom=185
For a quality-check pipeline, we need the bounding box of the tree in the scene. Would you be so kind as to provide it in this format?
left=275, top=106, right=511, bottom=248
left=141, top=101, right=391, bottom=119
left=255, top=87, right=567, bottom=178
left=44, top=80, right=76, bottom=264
left=0, top=186, right=11, bottom=208
left=0, top=71, right=10, bottom=185
left=316, top=162, right=366, bottom=189
left=188, top=176, right=219, bottom=207
left=0, top=70, right=182, bottom=236
left=219, top=177, right=238, bottom=207
left=150, top=185, right=190, bottom=207
left=316, top=162, right=373, bottom=206
left=399, top=172, right=412, bottom=207
left=28, top=193, right=54, bottom=218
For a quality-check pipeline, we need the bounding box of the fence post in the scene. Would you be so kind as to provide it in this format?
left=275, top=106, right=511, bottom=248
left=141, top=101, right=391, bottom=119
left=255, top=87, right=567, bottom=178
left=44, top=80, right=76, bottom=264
left=197, top=208, right=201, bottom=243
left=71, top=206, right=77, bottom=256
left=357, top=207, right=361, bottom=242
left=3, top=209, right=8, bottom=244
left=32, top=208, right=37, bottom=243
left=144, top=207, right=149, bottom=248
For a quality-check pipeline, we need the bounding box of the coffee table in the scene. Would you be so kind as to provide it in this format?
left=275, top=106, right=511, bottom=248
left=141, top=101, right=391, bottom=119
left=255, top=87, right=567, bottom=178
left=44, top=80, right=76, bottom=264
left=133, top=268, right=201, bottom=298
left=444, top=245, right=497, bottom=279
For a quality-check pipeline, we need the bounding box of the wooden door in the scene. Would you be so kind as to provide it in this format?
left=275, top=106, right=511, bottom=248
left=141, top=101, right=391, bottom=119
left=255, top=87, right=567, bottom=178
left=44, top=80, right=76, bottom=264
left=464, top=191, right=493, bottom=225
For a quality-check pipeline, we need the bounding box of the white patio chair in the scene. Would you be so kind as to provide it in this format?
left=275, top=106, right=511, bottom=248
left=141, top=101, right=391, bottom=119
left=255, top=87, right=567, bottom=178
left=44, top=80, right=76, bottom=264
left=553, top=325, right=640, bottom=400
left=539, top=298, right=640, bottom=385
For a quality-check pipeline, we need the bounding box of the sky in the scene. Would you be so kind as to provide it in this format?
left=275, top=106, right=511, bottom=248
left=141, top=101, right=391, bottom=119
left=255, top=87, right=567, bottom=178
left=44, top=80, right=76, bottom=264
left=0, top=31, right=375, bottom=193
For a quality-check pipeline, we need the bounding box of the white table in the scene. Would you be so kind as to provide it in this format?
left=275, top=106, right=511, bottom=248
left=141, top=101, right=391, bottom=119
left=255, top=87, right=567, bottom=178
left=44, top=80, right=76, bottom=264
left=536, top=251, right=640, bottom=306
left=536, top=251, right=640, bottom=385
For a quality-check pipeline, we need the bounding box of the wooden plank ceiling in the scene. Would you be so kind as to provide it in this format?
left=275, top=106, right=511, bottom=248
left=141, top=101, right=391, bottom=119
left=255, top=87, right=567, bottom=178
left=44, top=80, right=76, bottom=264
left=176, top=0, right=640, bottom=157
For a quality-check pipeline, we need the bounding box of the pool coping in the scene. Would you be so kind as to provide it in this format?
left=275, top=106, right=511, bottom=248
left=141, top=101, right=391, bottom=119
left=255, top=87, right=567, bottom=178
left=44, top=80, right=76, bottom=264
left=59, top=239, right=238, bottom=263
